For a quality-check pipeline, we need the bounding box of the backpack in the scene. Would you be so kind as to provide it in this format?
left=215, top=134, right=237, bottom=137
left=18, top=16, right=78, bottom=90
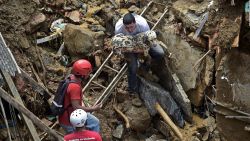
left=50, top=76, right=77, bottom=116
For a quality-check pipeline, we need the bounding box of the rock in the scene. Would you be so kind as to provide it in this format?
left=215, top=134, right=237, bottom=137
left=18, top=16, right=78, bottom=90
left=88, top=24, right=106, bottom=32
left=204, top=116, right=216, bottom=132
left=123, top=133, right=140, bottom=141
left=125, top=104, right=151, bottom=132
left=65, top=10, right=81, bottom=23
left=145, top=134, right=166, bottom=141
left=63, top=24, right=105, bottom=60
left=202, top=131, right=209, bottom=141
left=25, top=13, right=46, bottom=33
left=54, top=0, right=64, bottom=7
left=98, top=6, right=121, bottom=34
left=18, top=36, right=30, bottom=49
left=132, top=97, right=142, bottom=107
left=112, top=124, right=124, bottom=139
left=191, top=136, right=201, bottom=141
left=128, top=5, right=140, bottom=13
left=160, top=32, right=214, bottom=106
left=86, top=6, right=102, bottom=18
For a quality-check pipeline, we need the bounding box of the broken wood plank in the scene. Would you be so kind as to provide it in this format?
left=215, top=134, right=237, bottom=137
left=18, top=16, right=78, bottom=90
left=20, top=68, right=53, bottom=98
left=0, top=98, right=12, bottom=141
left=1, top=70, right=41, bottom=141
left=40, top=121, right=59, bottom=140
left=231, top=34, right=239, bottom=47
left=0, top=87, right=63, bottom=141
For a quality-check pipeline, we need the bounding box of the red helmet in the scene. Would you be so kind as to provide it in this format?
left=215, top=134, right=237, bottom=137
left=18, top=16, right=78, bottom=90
left=72, top=59, right=92, bottom=77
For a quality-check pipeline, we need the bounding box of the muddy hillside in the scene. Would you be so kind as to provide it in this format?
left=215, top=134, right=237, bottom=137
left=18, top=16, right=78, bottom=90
left=0, top=0, right=250, bottom=141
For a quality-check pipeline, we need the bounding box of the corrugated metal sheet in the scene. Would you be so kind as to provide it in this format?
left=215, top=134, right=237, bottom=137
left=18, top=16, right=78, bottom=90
left=0, top=32, right=21, bottom=76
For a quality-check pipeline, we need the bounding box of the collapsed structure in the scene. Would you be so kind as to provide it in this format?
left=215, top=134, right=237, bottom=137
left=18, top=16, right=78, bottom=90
left=0, top=0, right=249, bottom=141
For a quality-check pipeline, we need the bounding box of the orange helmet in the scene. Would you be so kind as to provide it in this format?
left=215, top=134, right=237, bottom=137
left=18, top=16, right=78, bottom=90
left=72, top=59, right=92, bottom=77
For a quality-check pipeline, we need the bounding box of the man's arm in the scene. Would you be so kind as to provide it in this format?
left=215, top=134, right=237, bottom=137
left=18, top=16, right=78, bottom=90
left=68, top=83, right=102, bottom=112
left=71, top=100, right=102, bottom=112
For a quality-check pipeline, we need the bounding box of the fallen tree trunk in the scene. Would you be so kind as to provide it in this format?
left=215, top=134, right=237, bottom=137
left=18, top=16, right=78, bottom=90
left=0, top=87, right=63, bottom=141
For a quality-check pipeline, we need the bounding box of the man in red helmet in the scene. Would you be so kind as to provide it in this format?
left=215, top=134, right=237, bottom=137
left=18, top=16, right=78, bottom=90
left=59, top=59, right=102, bottom=134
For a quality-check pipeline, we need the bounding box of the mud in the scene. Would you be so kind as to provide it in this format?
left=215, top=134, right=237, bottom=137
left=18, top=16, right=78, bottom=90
left=0, top=0, right=249, bottom=141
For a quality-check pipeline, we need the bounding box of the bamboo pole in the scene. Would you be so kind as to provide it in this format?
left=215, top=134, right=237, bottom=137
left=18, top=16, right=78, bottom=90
left=0, top=88, right=63, bottom=141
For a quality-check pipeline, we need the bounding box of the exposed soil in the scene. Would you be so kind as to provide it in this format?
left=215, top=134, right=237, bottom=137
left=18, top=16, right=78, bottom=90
left=0, top=0, right=248, bottom=141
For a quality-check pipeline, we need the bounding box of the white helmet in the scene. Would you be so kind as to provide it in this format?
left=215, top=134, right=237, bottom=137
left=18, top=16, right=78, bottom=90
left=70, top=109, right=88, bottom=127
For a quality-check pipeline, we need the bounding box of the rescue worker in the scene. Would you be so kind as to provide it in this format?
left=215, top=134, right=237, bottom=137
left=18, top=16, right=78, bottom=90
left=64, top=109, right=102, bottom=141
left=59, top=59, right=102, bottom=134
left=115, top=12, right=165, bottom=94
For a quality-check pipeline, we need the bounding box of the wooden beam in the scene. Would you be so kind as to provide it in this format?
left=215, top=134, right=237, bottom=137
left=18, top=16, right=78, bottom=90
left=0, top=98, right=12, bottom=141
left=1, top=70, right=41, bottom=141
left=20, top=68, right=53, bottom=97
left=0, top=87, right=63, bottom=141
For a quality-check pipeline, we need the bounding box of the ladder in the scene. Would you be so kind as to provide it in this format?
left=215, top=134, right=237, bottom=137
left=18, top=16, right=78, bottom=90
left=82, top=51, right=127, bottom=106
left=82, top=1, right=169, bottom=106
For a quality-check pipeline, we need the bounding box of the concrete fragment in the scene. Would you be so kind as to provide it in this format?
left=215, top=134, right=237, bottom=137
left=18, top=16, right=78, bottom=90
left=145, top=134, right=167, bottom=141
left=65, top=10, right=81, bottom=23
left=172, top=0, right=212, bottom=31
left=172, top=74, right=192, bottom=123
left=154, top=120, right=170, bottom=138
left=112, top=124, right=124, bottom=139
left=18, top=36, right=30, bottom=49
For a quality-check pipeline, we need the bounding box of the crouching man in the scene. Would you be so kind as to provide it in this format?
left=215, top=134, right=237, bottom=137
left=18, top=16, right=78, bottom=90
left=64, top=109, right=102, bottom=141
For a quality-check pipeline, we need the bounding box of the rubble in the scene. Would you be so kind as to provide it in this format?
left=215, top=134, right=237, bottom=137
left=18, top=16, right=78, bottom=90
left=112, top=124, right=124, bottom=139
left=1, top=0, right=250, bottom=140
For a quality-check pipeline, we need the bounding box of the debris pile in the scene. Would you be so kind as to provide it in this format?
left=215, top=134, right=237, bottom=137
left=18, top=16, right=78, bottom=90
left=0, top=0, right=250, bottom=141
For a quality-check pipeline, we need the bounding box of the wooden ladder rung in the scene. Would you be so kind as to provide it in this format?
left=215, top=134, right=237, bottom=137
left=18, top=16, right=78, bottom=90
left=146, top=19, right=155, bottom=26
left=92, top=81, right=106, bottom=89
left=104, top=65, right=119, bottom=73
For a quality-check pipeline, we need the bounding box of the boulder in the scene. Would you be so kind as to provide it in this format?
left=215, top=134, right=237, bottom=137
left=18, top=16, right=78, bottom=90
left=25, top=13, right=46, bottom=33
left=63, top=24, right=105, bottom=60
left=124, top=100, right=151, bottom=132
left=160, top=31, right=214, bottom=106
